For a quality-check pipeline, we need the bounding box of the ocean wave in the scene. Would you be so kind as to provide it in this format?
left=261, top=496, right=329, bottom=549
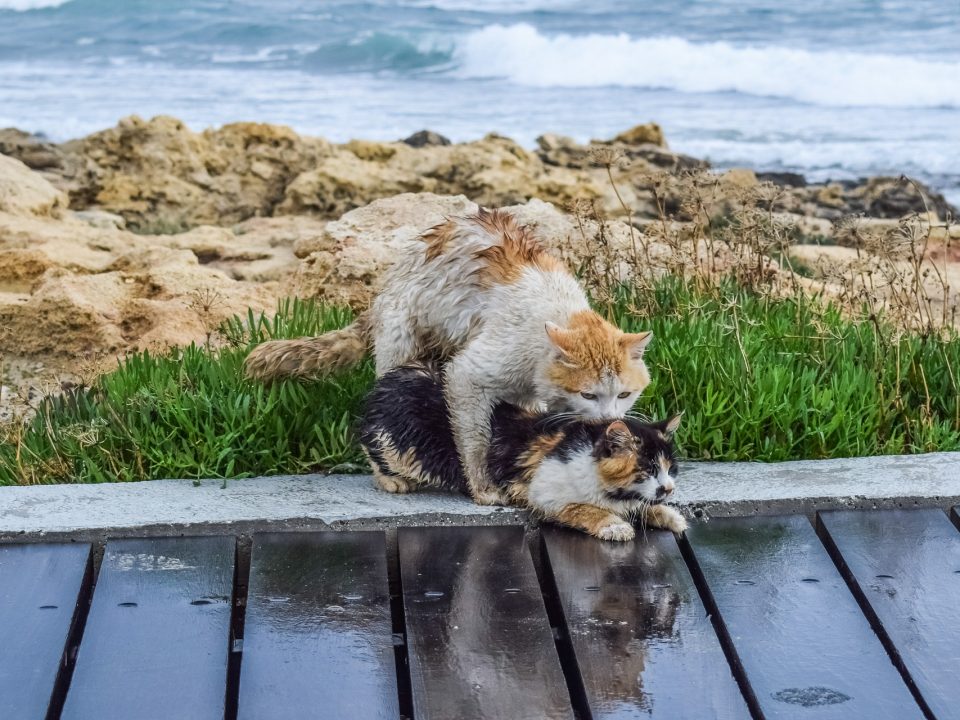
left=302, top=32, right=452, bottom=73
left=0, top=0, right=71, bottom=10
left=456, top=24, right=960, bottom=108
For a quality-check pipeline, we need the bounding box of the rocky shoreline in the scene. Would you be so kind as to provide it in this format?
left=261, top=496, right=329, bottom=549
left=1, top=116, right=957, bottom=416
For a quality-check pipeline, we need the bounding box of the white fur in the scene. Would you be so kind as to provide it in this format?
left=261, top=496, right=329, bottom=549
left=527, top=450, right=658, bottom=516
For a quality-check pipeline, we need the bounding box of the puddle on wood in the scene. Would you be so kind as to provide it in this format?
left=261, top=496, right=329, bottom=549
left=773, top=687, right=851, bottom=706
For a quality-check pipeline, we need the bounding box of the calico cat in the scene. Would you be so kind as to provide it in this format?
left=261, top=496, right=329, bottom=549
left=246, top=209, right=655, bottom=506
left=360, top=365, right=685, bottom=541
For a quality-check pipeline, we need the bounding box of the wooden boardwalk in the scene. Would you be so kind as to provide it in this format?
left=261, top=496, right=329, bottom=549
left=2, top=508, right=959, bottom=719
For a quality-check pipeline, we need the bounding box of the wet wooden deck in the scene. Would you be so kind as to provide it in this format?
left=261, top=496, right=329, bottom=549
left=2, top=508, right=959, bottom=719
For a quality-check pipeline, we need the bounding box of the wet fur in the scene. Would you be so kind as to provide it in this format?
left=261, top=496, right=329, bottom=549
left=245, top=209, right=654, bottom=506
left=360, top=365, right=685, bottom=540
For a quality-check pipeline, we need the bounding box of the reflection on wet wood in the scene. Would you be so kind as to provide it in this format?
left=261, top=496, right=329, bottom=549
left=0, top=543, right=90, bottom=720
left=687, top=515, right=923, bottom=720
left=399, top=526, right=572, bottom=720
left=543, top=527, right=750, bottom=719
left=819, top=509, right=960, bottom=719
left=237, top=531, right=399, bottom=720
left=62, top=536, right=235, bottom=720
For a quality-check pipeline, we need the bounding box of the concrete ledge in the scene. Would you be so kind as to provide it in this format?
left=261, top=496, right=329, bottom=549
left=1, top=452, right=959, bottom=541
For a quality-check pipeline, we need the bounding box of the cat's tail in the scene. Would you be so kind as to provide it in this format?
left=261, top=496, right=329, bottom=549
left=243, top=312, right=371, bottom=382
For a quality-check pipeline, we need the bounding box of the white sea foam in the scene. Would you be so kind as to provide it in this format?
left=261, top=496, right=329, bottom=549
left=0, top=0, right=71, bottom=10
left=456, top=24, right=960, bottom=108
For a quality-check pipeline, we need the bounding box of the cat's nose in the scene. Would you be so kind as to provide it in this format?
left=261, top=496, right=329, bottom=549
left=656, top=482, right=674, bottom=499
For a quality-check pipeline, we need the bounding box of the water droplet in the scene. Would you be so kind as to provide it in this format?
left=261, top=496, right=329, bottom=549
left=503, top=587, right=521, bottom=594
left=326, top=605, right=345, bottom=613
left=267, top=596, right=290, bottom=603
left=38, top=605, right=58, bottom=610
left=735, top=579, right=756, bottom=585
left=190, top=599, right=212, bottom=606
left=118, top=602, right=138, bottom=608
left=341, top=593, right=363, bottom=601
left=652, top=583, right=672, bottom=589
left=583, top=586, right=601, bottom=592
left=423, top=590, right=444, bottom=598
left=801, top=578, right=820, bottom=583
left=875, top=574, right=894, bottom=579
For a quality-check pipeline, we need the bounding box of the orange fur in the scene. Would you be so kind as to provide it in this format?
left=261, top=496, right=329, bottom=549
left=517, top=431, right=566, bottom=482
left=421, top=219, right=459, bottom=261
left=553, top=503, right=626, bottom=537
left=546, top=311, right=651, bottom=392
left=474, top=209, right=566, bottom=285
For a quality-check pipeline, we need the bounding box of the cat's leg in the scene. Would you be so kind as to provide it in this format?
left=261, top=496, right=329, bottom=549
left=643, top=504, right=688, bottom=534
left=443, top=356, right=506, bottom=506
left=371, top=302, right=421, bottom=375
left=553, top=503, right=635, bottom=541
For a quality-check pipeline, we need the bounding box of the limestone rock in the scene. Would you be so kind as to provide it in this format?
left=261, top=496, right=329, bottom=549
left=287, top=193, right=478, bottom=306
left=57, top=115, right=332, bottom=228
left=611, top=122, right=667, bottom=147
left=0, top=128, right=65, bottom=171
left=0, top=154, right=67, bottom=217
left=402, top=130, right=451, bottom=148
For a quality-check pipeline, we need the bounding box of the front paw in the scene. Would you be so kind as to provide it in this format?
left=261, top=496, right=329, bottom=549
left=596, top=520, right=636, bottom=542
left=646, top=505, right=688, bottom=534
left=374, top=474, right=416, bottom=494
left=472, top=488, right=510, bottom=506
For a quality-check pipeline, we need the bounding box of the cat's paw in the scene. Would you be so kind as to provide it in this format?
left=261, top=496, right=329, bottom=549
left=472, top=488, right=510, bottom=506
left=646, top=505, right=688, bottom=534
left=374, top=474, right=416, bottom=494
left=596, top=520, right=636, bottom=542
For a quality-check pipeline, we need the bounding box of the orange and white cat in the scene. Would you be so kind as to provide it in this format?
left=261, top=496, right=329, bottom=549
left=245, top=209, right=654, bottom=504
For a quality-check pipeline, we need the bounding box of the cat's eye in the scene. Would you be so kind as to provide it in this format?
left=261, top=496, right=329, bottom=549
left=617, top=391, right=631, bottom=399
left=580, top=392, right=597, bottom=400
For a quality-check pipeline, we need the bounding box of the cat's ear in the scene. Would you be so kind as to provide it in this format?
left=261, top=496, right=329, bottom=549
left=603, top=420, right=634, bottom=454
left=656, top=412, right=683, bottom=439
left=621, top=331, right=653, bottom=360
left=545, top=322, right=575, bottom=361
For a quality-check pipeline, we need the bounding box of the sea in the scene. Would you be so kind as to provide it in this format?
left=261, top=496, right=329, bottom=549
left=1, top=0, right=958, bottom=206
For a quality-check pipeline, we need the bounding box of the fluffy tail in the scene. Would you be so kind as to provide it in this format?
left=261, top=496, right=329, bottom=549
left=243, top=313, right=371, bottom=382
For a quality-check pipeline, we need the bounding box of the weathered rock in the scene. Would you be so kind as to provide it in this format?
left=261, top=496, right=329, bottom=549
left=70, top=209, right=126, bottom=230
left=57, top=115, right=332, bottom=228
left=402, top=130, right=451, bottom=148
left=610, top=122, right=667, bottom=148
left=287, top=193, right=477, bottom=306
left=0, top=154, right=67, bottom=217
left=0, top=128, right=65, bottom=171
left=757, top=171, right=808, bottom=188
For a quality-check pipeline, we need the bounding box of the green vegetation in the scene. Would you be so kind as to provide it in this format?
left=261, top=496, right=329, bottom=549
left=2, top=278, right=958, bottom=485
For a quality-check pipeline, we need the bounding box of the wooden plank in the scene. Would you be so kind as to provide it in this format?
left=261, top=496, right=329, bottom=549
left=237, top=531, right=398, bottom=720
left=61, top=536, right=235, bottom=720
left=543, top=527, right=751, bottom=719
left=399, top=526, right=572, bottom=720
left=819, top=508, right=960, bottom=719
left=0, top=542, right=91, bottom=720
left=686, top=514, right=923, bottom=719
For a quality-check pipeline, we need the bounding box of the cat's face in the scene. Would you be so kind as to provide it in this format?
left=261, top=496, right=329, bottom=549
left=545, top=312, right=652, bottom=420
left=592, top=415, right=681, bottom=504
